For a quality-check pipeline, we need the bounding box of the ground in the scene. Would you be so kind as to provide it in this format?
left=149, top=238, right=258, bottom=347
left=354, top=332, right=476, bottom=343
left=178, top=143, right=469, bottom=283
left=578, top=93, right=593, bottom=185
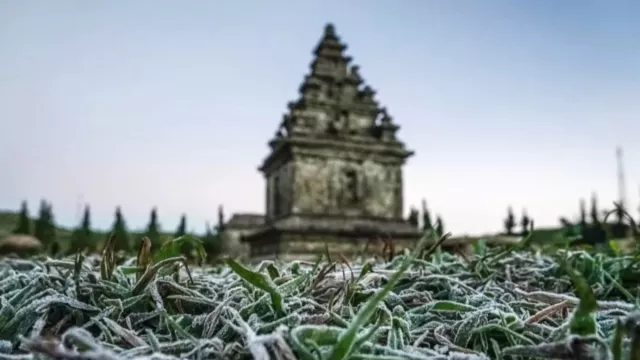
left=0, top=235, right=638, bottom=359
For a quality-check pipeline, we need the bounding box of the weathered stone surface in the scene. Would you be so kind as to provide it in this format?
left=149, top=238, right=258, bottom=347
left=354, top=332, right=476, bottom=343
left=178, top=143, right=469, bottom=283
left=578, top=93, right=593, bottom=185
left=281, top=238, right=414, bottom=256
left=266, top=162, right=294, bottom=220
left=221, top=228, right=252, bottom=260
left=247, top=232, right=417, bottom=264
left=225, top=214, right=264, bottom=229
left=266, top=214, right=418, bottom=236
left=220, top=213, right=264, bottom=260
left=292, top=156, right=402, bottom=219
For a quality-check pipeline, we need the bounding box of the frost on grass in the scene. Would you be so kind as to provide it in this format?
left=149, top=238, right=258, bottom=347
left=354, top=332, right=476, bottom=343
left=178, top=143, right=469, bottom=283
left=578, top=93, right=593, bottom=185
left=0, top=243, right=639, bottom=359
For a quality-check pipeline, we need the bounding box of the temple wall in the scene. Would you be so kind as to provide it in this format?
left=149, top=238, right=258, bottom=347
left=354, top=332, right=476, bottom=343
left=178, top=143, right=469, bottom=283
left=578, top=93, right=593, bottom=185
left=246, top=234, right=481, bottom=263
left=291, top=156, right=402, bottom=219
left=279, top=234, right=416, bottom=256
left=246, top=232, right=418, bottom=264
left=266, top=162, right=294, bottom=220
left=220, top=228, right=252, bottom=260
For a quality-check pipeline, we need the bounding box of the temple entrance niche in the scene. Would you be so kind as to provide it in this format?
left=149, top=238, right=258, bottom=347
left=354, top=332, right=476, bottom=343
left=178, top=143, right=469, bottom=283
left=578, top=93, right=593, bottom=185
left=341, top=168, right=360, bottom=207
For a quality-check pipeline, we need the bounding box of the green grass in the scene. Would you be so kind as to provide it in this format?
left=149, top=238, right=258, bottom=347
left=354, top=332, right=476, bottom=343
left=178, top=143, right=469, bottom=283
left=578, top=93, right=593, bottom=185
left=0, top=210, right=27, bottom=238
left=1, top=233, right=639, bottom=360
left=0, top=210, right=20, bottom=230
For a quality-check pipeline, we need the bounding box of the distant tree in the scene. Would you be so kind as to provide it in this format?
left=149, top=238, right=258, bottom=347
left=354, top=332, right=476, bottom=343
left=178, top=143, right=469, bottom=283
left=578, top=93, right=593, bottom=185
left=590, top=193, right=600, bottom=224
left=203, top=222, right=222, bottom=261
left=81, top=206, right=91, bottom=233
left=637, top=186, right=640, bottom=224
left=559, top=217, right=581, bottom=239
left=69, top=205, right=94, bottom=254
left=421, top=199, right=433, bottom=232
left=145, top=207, right=162, bottom=251
left=174, top=214, right=187, bottom=239
left=614, top=203, right=626, bottom=225
left=34, top=200, right=56, bottom=253
left=110, top=206, right=131, bottom=252
left=435, top=215, right=444, bottom=237
left=174, top=214, right=194, bottom=258
left=504, top=206, right=516, bottom=235
left=559, top=217, right=572, bottom=227
left=216, top=206, right=226, bottom=254
left=407, top=207, right=419, bottom=228
left=33, top=200, right=48, bottom=242
left=579, top=198, right=587, bottom=228
left=13, top=200, right=31, bottom=235
left=520, top=209, right=531, bottom=236
left=217, top=205, right=225, bottom=232
left=45, top=204, right=58, bottom=255
left=611, top=202, right=629, bottom=238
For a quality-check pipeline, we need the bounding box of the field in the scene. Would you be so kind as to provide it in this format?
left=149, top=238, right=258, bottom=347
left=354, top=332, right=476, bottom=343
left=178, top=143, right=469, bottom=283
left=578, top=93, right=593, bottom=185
left=0, top=232, right=639, bottom=360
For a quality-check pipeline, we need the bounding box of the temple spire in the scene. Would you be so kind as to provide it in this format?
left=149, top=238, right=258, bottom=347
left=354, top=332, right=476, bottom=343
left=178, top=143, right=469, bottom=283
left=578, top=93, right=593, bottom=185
left=312, top=23, right=349, bottom=58
left=324, top=23, right=336, bottom=36
left=309, top=23, right=352, bottom=81
left=265, top=23, right=408, bottom=145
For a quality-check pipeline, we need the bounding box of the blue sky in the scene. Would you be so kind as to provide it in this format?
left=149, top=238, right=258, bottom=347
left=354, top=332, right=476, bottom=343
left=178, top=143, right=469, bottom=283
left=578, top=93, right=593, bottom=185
left=1, top=1, right=639, bottom=235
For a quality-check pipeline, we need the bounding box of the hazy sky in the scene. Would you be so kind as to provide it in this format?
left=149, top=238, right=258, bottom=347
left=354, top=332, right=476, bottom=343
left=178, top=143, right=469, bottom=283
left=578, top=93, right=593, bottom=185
left=1, top=1, right=639, bottom=235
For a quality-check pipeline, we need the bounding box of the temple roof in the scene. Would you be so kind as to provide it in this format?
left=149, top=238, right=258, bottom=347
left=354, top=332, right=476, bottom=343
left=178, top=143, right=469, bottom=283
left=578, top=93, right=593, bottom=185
left=258, top=23, right=414, bottom=175
left=268, top=23, right=402, bottom=146
left=225, top=213, right=265, bottom=229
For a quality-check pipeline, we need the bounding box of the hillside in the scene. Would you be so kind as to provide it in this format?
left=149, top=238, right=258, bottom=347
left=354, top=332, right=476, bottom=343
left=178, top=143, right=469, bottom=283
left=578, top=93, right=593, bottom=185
left=0, top=210, right=72, bottom=235
left=0, top=209, right=80, bottom=245
left=0, top=210, right=173, bottom=249
left=0, top=210, right=20, bottom=236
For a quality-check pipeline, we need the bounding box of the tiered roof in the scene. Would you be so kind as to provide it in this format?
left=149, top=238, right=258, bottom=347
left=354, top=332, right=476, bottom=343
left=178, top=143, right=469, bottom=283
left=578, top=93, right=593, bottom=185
left=270, top=23, right=400, bottom=147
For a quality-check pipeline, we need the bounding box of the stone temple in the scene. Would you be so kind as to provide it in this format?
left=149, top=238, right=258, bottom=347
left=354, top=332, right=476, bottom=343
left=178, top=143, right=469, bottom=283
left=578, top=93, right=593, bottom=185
left=220, top=23, right=421, bottom=262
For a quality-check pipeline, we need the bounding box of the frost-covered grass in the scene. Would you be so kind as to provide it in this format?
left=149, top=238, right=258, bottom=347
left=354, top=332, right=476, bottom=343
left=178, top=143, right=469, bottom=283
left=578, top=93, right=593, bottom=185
left=1, top=233, right=640, bottom=360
